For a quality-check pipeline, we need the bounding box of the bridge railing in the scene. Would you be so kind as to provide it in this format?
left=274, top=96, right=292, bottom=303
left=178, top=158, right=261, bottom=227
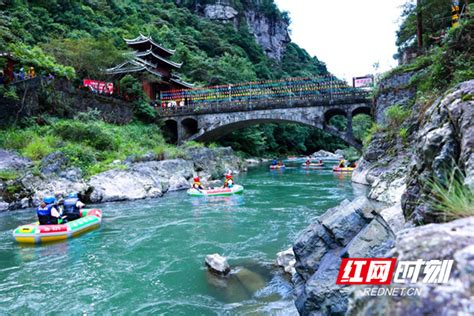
left=157, top=76, right=371, bottom=117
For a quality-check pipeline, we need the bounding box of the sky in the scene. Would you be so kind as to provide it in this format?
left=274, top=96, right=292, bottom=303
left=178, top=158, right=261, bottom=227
left=274, top=0, right=408, bottom=82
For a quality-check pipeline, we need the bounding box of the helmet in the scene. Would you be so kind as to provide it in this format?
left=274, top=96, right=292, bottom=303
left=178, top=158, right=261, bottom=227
left=43, top=196, right=56, bottom=204
left=68, top=193, right=78, bottom=198
left=194, top=176, right=200, bottom=182
left=225, top=174, right=232, bottom=179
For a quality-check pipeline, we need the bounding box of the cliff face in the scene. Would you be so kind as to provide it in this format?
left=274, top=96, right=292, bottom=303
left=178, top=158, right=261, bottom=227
left=357, top=77, right=474, bottom=224
left=292, top=77, right=474, bottom=315
left=243, top=9, right=291, bottom=60
left=179, top=0, right=291, bottom=60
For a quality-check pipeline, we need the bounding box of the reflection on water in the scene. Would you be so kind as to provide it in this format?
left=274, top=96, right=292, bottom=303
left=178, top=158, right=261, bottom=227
left=0, top=162, right=367, bottom=314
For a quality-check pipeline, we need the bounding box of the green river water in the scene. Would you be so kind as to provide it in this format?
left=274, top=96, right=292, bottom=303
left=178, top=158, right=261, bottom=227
left=0, top=162, right=367, bottom=315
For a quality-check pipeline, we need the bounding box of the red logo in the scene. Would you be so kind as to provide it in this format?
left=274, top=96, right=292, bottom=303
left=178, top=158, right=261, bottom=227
left=39, top=224, right=68, bottom=234
left=336, top=258, right=396, bottom=285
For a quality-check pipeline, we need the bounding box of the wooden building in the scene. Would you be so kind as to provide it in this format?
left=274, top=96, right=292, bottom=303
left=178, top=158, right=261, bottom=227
left=0, top=52, right=16, bottom=83
left=106, top=34, right=192, bottom=100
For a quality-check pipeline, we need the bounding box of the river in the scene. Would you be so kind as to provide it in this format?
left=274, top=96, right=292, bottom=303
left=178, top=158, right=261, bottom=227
left=0, top=162, right=366, bottom=315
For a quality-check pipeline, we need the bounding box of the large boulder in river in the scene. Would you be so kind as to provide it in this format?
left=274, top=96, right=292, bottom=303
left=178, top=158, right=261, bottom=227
left=276, top=247, right=296, bottom=276
left=0, top=200, right=9, bottom=211
left=20, top=173, right=88, bottom=207
left=292, top=197, right=396, bottom=315
left=310, top=150, right=343, bottom=160
left=347, top=217, right=474, bottom=315
left=205, top=253, right=231, bottom=276
left=185, top=147, right=245, bottom=179
left=88, top=159, right=194, bottom=203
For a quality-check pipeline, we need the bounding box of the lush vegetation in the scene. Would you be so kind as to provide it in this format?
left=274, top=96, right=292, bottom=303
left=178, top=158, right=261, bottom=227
left=367, top=1, right=473, bottom=151
left=0, top=0, right=368, bottom=158
left=0, top=114, right=185, bottom=177
left=0, top=0, right=326, bottom=84
left=392, top=1, right=473, bottom=94
left=428, top=167, right=474, bottom=221
left=380, top=1, right=473, bottom=223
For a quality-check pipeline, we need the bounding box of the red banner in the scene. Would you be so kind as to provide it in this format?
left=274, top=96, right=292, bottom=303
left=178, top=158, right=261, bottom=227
left=83, top=79, right=114, bottom=95
left=353, top=76, right=374, bottom=88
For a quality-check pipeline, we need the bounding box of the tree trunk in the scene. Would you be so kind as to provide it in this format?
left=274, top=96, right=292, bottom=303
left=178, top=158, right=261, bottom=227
left=417, top=0, right=423, bottom=50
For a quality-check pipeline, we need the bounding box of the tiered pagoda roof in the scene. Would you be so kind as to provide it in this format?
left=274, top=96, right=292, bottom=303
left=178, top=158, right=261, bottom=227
left=106, top=34, right=192, bottom=89
left=124, top=34, right=175, bottom=56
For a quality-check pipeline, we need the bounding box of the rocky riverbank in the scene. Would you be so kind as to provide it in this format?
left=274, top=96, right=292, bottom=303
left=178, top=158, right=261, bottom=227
left=0, top=146, right=246, bottom=211
left=292, top=79, right=474, bottom=315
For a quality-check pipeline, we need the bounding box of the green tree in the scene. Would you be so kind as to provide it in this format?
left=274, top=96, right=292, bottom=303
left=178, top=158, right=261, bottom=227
left=43, top=37, right=127, bottom=79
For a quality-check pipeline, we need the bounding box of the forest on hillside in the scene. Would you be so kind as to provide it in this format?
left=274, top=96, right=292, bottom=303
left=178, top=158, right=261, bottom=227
left=1, top=0, right=377, bottom=157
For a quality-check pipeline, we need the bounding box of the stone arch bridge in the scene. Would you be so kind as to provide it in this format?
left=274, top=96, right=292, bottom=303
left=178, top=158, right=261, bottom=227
left=159, top=92, right=372, bottom=150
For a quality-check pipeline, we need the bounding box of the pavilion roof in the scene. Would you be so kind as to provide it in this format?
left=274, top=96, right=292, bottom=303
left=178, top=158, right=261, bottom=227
left=105, top=60, right=193, bottom=88
left=134, top=50, right=182, bottom=69
left=170, top=77, right=194, bottom=89
left=124, top=33, right=175, bottom=57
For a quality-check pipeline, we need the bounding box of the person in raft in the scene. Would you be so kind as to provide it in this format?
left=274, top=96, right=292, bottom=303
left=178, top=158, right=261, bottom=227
left=37, top=196, right=61, bottom=225
left=63, top=193, right=85, bottom=222
left=193, top=176, right=205, bottom=190
left=305, top=158, right=311, bottom=166
left=338, top=159, right=346, bottom=168
left=271, top=158, right=278, bottom=166
left=223, top=173, right=234, bottom=188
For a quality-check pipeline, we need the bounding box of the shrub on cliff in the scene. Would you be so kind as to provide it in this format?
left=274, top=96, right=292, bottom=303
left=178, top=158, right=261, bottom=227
left=385, top=104, right=411, bottom=129
left=428, top=168, right=474, bottom=221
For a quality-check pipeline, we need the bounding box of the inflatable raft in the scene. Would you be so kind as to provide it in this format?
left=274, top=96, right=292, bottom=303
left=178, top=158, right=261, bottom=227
left=187, top=185, right=244, bottom=197
left=333, top=166, right=355, bottom=172
left=13, top=209, right=102, bottom=244
left=269, top=165, right=285, bottom=169
left=302, top=163, right=324, bottom=168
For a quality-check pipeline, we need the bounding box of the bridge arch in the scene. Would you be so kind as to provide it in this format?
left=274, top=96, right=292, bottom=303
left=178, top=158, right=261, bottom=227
left=324, top=108, right=347, bottom=126
left=352, top=105, right=371, bottom=117
left=181, top=117, right=199, bottom=139
left=192, top=118, right=325, bottom=143
left=163, top=119, right=178, bottom=144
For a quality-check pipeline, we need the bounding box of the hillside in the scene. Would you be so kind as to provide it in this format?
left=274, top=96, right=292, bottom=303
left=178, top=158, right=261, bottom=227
left=0, top=0, right=355, bottom=155
left=0, top=0, right=327, bottom=84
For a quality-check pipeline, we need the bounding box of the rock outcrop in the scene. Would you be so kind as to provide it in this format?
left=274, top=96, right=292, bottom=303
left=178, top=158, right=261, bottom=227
left=243, top=10, right=290, bottom=60
left=374, top=72, right=416, bottom=124
left=0, top=146, right=245, bottom=210
left=205, top=253, right=231, bottom=276
left=276, top=247, right=296, bottom=276
left=292, top=197, right=396, bottom=315
left=203, top=3, right=238, bottom=24
left=402, top=80, right=474, bottom=223
left=347, top=217, right=474, bottom=315
left=186, top=0, right=291, bottom=60
left=354, top=78, right=473, bottom=224
left=186, top=146, right=246, bottom=178
left=310, top=149, right=343, bottom=160
left=295, top=73, right=472, bottom=315
left=88, top=159, right=193, bottom=203
left=352, top=72, right=417, bottom=204
left=0, top=150, right=32, bottom=171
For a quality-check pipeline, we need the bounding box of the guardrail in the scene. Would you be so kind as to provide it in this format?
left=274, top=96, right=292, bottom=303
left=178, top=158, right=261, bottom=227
left=157, top=90, right=371, bottom=117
